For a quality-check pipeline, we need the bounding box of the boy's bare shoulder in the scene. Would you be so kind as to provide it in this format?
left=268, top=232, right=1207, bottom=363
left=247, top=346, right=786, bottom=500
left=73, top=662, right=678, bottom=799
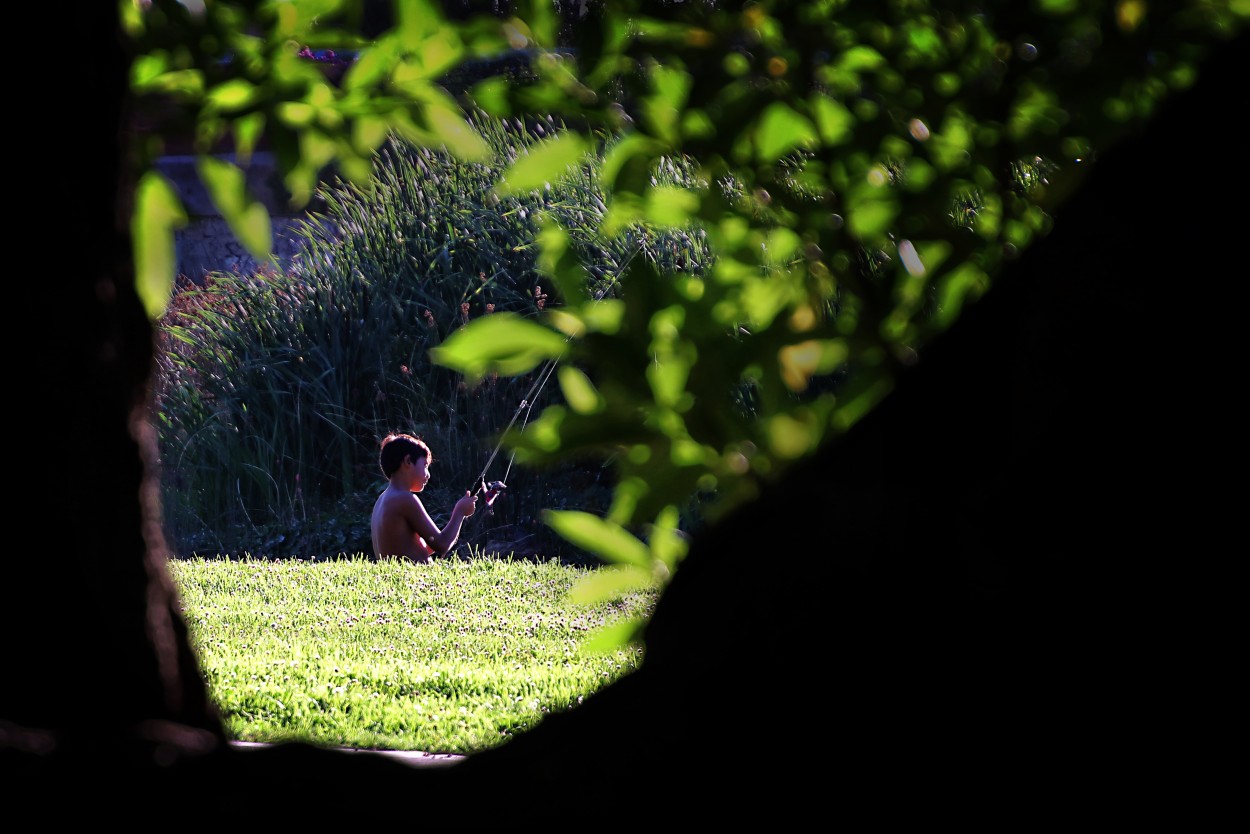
left=374, top=487, right=411, bottom=511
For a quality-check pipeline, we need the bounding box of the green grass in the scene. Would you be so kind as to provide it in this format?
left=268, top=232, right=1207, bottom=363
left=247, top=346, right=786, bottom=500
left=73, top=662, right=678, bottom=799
left=168, top=553, right=660, bottom=755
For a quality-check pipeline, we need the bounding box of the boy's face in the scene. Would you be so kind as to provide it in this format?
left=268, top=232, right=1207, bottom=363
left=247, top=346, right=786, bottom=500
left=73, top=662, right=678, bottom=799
left=409, top=453, right=430, bottom=491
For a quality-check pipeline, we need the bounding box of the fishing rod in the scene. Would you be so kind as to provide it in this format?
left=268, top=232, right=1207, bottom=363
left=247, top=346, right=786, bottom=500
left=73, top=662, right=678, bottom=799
left=467, top=356, right=558, bottom=512
left=463, top=246, right=639, bottom=522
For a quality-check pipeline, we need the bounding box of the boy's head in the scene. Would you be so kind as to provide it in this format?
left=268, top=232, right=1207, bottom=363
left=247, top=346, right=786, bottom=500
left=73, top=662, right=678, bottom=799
left=379, top=433, right=432, bottom=478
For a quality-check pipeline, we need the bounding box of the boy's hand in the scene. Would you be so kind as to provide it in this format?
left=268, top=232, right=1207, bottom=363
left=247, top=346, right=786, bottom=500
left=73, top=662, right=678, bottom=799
left=456, top=491, right=477, bottom=517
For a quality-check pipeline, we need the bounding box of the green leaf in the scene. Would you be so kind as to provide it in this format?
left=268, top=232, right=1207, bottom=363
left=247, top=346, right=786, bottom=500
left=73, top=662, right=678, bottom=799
left=648, top=354, right=691, bottom=409
left=132, top=172, right=187, bottom=321
left=206, top=78, right=258, bottom=112
left=352, top=114, right=390, bottom=155
left=396, top=0, right=445, bottom=42
left=414, top=32, right=463, bottom=79
left=568, top=565, right=655, bottom=605
left=494, top=133, right=589, bottom=197
left=580, top=616, right=647, bottom=655
left=429, top=312, right=568, bottom=383
left=812, top=93, right=855, bottom=146
left=845, top=172, right=900, bottom=240
left=905, top=23, right=945, bottom=59
left=934, top=263, right=989, bottom=330
left=519, top=0, right=559, bottom=47
left=1036, top=0, right=1080, bottom=14
left=232, top=113, right=265, bottom=162
left=135, top=68, right=204, bottom=98
left=778, top=338, right=849, bottom=392
left=345, top=38, right=397, bottom=90
left=543, top=510, right=652, bottom=568
left=755, top=102, right=818, bottom=162
left=642, top=64, right=692, bottom=144
left=426, top=104, right=492, bottom=163
left=740, top=274, right=794, bottom=328
left=766, top=410, right=822, bottom=459
left=130, top=53, right=168, bottom=87
left=558, top=366, right=604, bottom=414
left=582, top=299, right=626, bottom=335
left=468, top=77, right=511, bottom=115
left=601, top=133, right=662, bottom=194
left=196, top=156, right=272, bottom=260
left=1008, top=84, right=1066, bottom=140
left=839, top=45, right=886, bottom=71
left=648, top=505, right=688, bottom=571
left=534, top=214, right=588, bottom=304
left=644, top=185, right=699, bottom=227
left=929, top=113, right=974, bottom=171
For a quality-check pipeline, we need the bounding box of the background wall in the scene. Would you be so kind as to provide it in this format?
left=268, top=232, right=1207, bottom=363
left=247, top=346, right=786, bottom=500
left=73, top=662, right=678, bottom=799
left=155, top=152, right=320, bottom=282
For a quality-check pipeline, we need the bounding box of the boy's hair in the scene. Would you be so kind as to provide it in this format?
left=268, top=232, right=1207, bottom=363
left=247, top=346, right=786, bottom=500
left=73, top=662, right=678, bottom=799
left=379, top=433, right=432, bottom=478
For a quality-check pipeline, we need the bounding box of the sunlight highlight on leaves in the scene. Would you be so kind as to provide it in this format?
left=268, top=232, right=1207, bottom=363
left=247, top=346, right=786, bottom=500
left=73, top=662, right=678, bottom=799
left=132, top=171, right=187, bottom=320
left=581, top=617, right=647, bottom=655
left=568, top=564, right=655, bottom=605
left=543, top=510, right=651, bottom=568
left=494, top=133, right=590, bottom=197
left=196, top=155, right=272, bottom=260
left=430, top=313, right=569, bottom=383
left=756, top=102, right=818, bottom=161
left=557, top=366, right=604, bottom=414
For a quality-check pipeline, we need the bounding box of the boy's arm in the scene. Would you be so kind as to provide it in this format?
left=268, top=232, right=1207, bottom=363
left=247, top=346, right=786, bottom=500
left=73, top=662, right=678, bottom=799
left=410, top=492, right=475, bottom=556
left=407, top=495, right=441, bottom=553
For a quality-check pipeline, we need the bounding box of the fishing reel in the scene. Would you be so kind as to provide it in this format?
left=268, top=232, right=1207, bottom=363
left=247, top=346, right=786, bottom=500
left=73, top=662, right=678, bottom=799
left=479, top=479, right=507, bottom=511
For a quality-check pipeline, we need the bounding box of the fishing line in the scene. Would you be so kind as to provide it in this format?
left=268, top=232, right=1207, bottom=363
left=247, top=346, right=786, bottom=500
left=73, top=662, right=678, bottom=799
left=463, top=244, right=640, bottom=532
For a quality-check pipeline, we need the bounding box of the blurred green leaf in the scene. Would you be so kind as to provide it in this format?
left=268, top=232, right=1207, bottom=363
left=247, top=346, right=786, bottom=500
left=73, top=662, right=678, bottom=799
left=205, top=78, right=258, bottom=112
left=519, top=0, right=559, bottom=47
left=430, top=312, right=569, bottom=383
left=905, top=21, right=945, bottom=59
left=778, top=339, right=849, bottom=392
left=345, top=38, right=396, bottom=90
left=645, top=185, right=699, bottom=227
left=840, top=45, right=887, bottom=71
left=130, top=53, right=168, bottom=86
left=468, top=77, right=511, bottom=116
left=755, top=102, right=818, bottom=162
left=647, top=505, right=688, bottom=571
left=132, top=171, right=186, bottom=321
left=812, top=93, right=855, bottom=146
left=352, top=114, right=390, bottom=154
left=568, top=565, right=655, bottom=605
left=397, top=0, right=445, bottom=41
left=494, top=133, right=590, bottom=197
left=601, top=133, right=664, bottom=191
left=426, top=103, right=492, bottom=162
left=642, top=64, right=692, bottom=145
left=232, top=113, right=265, bottom=162
left=196, top=155, right=272, bottom=260
left=543, top=510, right=651, bottom=568
left=766, top=411, right=822, bottom=459
left=558, top=366, right=605, bottom=414
left=580, top=616, right=647, bottom=655
left=534, top=215, right=590, bottom=305
left=845, top=188, right=899, bottom=240
left=935, top=263, right=989, bottom=330
left=133, top=68, right=204, bottom=98
left=929, top=112, right=974, bottom=171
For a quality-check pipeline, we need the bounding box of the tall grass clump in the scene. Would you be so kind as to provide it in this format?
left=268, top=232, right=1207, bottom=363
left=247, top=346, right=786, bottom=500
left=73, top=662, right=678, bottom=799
left=153, top=114, right=713, bottom=562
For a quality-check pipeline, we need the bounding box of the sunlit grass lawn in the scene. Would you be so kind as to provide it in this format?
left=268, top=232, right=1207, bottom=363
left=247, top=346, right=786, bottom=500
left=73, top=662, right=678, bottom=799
left=168, top=554, right=660, bottom=755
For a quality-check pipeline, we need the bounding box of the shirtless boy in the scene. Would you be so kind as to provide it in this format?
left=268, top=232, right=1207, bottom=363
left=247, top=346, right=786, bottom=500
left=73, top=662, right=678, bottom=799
left=370, top=433, right=476, bottom=562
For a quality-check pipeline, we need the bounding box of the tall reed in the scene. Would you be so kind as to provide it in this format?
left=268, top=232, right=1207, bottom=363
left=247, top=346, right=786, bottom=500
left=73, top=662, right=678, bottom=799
left=152, top=115, right=712, bottom=562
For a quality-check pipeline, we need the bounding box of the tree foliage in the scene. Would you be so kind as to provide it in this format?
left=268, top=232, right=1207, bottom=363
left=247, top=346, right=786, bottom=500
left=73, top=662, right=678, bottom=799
left=125, top=0, right=1247, bottom=638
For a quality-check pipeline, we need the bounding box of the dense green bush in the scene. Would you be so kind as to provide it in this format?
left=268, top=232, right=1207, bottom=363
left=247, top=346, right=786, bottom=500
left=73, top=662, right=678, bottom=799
left=152, top=115, right=712, bottom=562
